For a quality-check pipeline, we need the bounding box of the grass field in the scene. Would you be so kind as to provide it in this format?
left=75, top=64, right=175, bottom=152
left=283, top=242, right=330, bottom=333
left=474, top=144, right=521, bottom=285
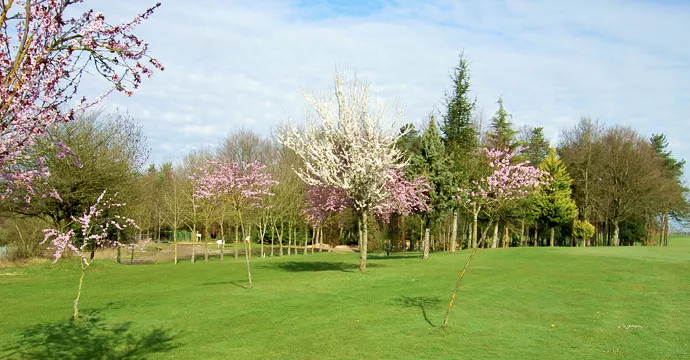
left=1, top=237, right=689, bottom=359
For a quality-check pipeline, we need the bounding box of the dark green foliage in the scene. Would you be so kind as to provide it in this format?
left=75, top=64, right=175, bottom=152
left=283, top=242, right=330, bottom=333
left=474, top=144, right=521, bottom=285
left=521, top=127, right=550, bottom=165
left=650, top=133, right=685, bottom=180
left=419, top=114, right=456, bottom=223
left=441, top=51, right=478, bottom=158
left=486, top=97, right=517, bottom=150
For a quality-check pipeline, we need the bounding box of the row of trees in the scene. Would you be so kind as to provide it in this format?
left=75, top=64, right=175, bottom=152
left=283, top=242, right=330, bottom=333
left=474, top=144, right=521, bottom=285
left=2, top=55, right=687, bottom=271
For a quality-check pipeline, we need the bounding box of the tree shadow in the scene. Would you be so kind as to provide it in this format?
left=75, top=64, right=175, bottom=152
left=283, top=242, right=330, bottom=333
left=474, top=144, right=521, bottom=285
left=200, top=281, right=248, bottom=289
left=1, top=308, right=178, bottom=359
left=262, top=261, right=383, bottom=272
left=392, top=296, right=442, bottom=328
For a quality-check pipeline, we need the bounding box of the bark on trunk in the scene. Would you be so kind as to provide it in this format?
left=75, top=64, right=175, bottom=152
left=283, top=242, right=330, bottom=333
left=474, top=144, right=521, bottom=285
left=279, top=222, right=285, bottom=256
left=243, top=236, right=253, bottom=289
left=503, top=225, right=509, bottom=248
left=534, top=224, right=538, bottom=247
left=174, top=230, right=179, bottom=264
left=450, top=210, right=458, bottom=253
left=359, top=212, right=368, bottom=272
left=520, top=220, right=525, bottom=247
left=472, top=206, right=479, bottom=249
left=612, top=219, right=620, bottom=246
left=550, top=227, right=555, bottom=247
left=116, top=247, right=121, bottom=264
left=422, top=228, right=430, bottom=260
left=234, top=225, right=239, bottom=260
left=191, top=226, right=196, bottom=264
left=491, top=222, right=499, bottom=248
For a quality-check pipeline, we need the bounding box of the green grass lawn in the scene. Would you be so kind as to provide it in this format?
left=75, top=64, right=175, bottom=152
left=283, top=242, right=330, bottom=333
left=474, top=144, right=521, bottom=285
left=2, top=238, right=689, bottom=359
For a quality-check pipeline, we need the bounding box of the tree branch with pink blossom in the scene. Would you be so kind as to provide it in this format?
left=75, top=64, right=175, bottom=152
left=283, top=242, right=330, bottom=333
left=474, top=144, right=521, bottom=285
left=456, top=146, right=546, bottom=248
left=1, top=0, right=163, bottom=201
left=41, top=189, right=141, bottom=319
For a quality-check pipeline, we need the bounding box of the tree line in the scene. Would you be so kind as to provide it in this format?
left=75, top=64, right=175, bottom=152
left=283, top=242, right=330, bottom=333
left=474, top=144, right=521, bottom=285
left=1, top=52, right=686, bottom=264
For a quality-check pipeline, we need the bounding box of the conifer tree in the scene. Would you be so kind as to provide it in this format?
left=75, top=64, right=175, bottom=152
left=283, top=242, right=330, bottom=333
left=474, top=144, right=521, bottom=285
left=441, top=51, right=479, bottom=252
left=535, top=149, right=578, bottom=246
left=486, top=97, right=517, bottom=150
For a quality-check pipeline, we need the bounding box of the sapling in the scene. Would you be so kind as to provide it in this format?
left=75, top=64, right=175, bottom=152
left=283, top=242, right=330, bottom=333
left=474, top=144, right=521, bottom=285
left=42, top=190, right=141, bottom=320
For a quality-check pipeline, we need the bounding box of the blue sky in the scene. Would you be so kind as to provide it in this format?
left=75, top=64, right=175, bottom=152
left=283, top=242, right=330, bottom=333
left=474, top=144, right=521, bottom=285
left=81, top=0, right=690, bottom=180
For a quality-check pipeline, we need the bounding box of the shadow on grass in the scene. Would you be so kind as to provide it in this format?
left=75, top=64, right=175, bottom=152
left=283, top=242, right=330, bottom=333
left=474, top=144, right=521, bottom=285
left=1, top=308, right=178, bottom=360
left=262, top=261, right=383, bottom=272
left=393, top=296, right=442, bottom=328
left=200, top=281, right=248, bottom=289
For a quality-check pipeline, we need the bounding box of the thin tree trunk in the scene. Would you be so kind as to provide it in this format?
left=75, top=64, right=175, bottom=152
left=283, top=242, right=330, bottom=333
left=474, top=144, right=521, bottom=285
left=534, top=224, right=538, bottom=247
left=503, top=225, right=509, bottom=248
left=116, top=247, right=121, bottom=264
left=287, top=221, right=292, bottom=256
left=664, top=213, right=669, bottom=247
left=304, top=226, right=308, bottom=255
left=73, top=262, right=88, bottom=320
left=174, top=230, right=179, bottom=264
left=220, top=221, right=225, bottom=262
left=450, top=210, right=458, bottom=253
left=311, top=225, right=316, bottom=255
left=520, top=220, right=525, bottom=247
left=234, top=224, right=239, bottom=260
left=318, top=225, right=322, bottom=253
left=191, top=226, right=196, bottom=264
left=550, top=227, right=555, bottom=247
left=472, top=206, right=479, bottom=248
left=442, top=247, right=477, bottom=327
left=279, top=222, right=285, bottom=256
left=612, top=219, right=620, bottom=246
left=422, top=228, right=430, bottom=260
left=243, top=236, right=253, bottom=289
left=360, top=212, right=368, bottom=272
left=130, top=247, right=134, bottom=264
left=491, top=221, right=499, bottom=248
left=262, top=220, right=267, bottom=258
left=270, top=222, right=275, bottom=257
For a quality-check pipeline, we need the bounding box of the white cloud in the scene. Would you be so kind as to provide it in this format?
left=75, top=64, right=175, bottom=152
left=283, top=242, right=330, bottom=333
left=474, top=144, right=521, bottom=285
left=81, top=0, right=690, bottom=180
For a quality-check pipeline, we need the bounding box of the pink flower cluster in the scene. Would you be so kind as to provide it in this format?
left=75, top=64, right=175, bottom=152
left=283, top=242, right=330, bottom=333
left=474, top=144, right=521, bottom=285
left=42, top=190, right=140, bottom=264
left=458, top=147, right=546, bottom=205
left=192, top=160, right=278, bottom=207
left=301, top=185, right=350, bottom=226
left=1, top=1, right=163, bottom=201
left=301, top=169, right=431, bottom=225
left=373, top=169, right=431, bottom=222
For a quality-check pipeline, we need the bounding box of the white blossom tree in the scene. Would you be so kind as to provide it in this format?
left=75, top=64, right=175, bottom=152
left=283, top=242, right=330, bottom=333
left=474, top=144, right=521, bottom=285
left=277, top=70, right=406, bottom=272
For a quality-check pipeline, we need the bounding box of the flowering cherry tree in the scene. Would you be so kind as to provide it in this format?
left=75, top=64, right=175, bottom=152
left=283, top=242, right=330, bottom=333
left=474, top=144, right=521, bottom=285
left=42, top=190, right=140, bottom=319
left=373, top=169, right=430, bottom=222
left=277, top=70, right=406, bottom=272
left=457, top=146, right=545, bottom=248
left=192, top=160, right=278, bottom=289
left=1, top=1, right=163, bottom=201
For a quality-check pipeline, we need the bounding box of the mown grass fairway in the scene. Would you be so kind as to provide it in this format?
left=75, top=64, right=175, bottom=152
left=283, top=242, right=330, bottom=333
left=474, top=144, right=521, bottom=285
left=2, top=238, right=689, bottom=359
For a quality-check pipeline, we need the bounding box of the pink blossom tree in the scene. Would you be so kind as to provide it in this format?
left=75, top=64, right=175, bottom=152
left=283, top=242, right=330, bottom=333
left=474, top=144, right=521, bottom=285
left=192, top=160, right=278, bottom=289
left=42, top=190, right=140, bottom=319
left=300, top=169, right=430, bottom=253
left=301, top=185, right=350, bottom=252
left=1, top=1, right=163, bottom=201
left=457, top=146, right=546, bottom=248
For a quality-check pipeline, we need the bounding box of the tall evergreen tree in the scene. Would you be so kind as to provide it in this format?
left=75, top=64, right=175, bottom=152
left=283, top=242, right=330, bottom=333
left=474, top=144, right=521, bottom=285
left=420, top=114, right=456, bottom=226
left=440, top=51, right=479, bottom=252
left=486, top=96, right=517, bottom=150
left=536, top=149, right=579, bottom=246
left=441, top=51, right=478, bottom=157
